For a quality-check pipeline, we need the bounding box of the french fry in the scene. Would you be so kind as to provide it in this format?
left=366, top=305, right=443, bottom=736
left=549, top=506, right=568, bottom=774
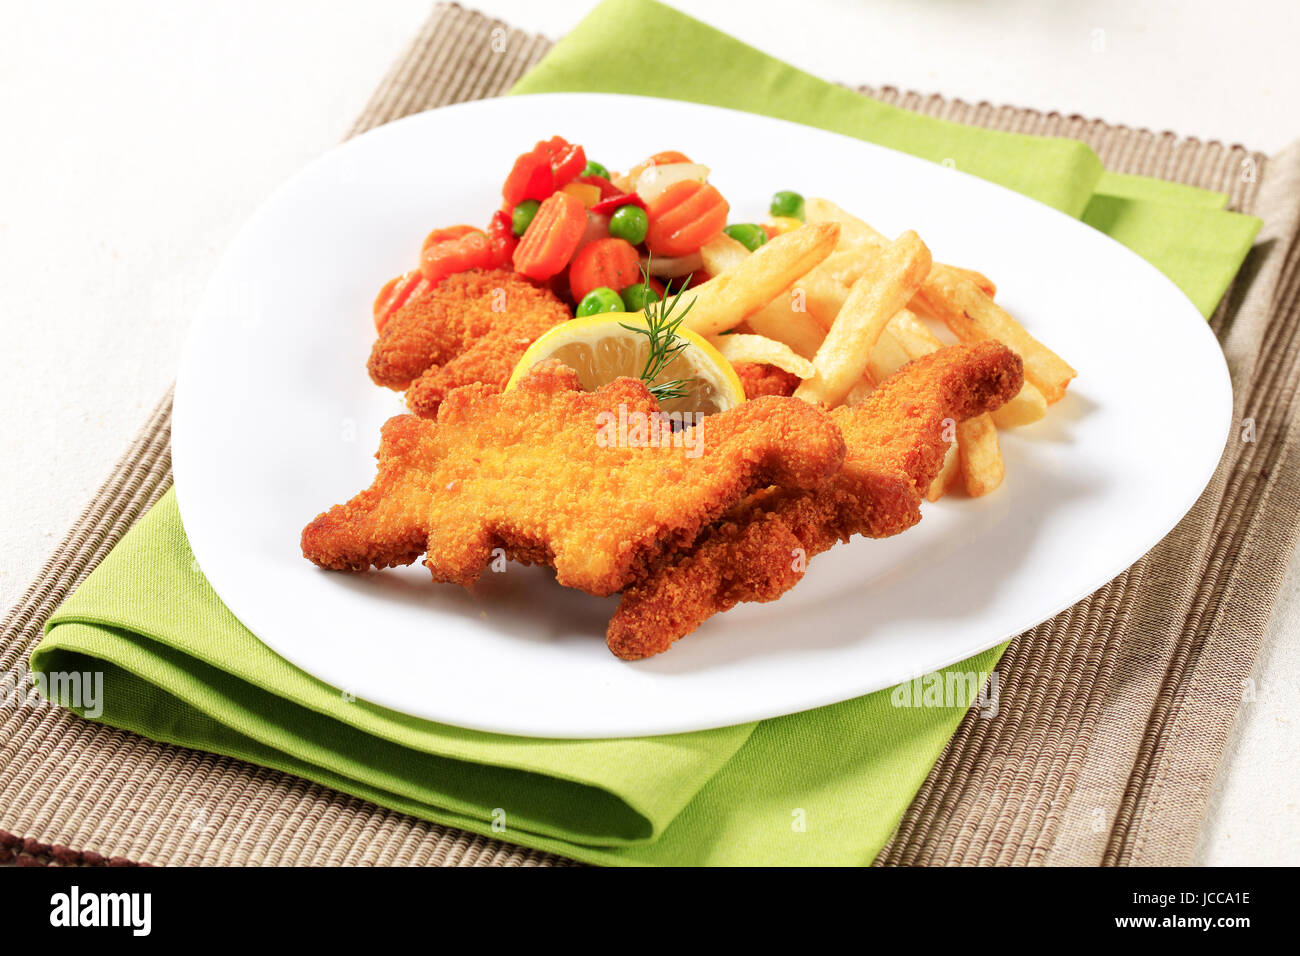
left=952, top=267, right=996, bottom=298
left=957, top=414, right=1005, bottom=496
left=743, top=302, right=827, bottom=358
left=706, top=231, right=859, bottom=298
left=916, top=267, right=1076, bottom=403
left=864, top=326, right=913, bottom=385
left=843, top=377, right=874, bottom=407
left=700, top=230, right=836, bottom=356
left=860, top=312, right=942, bottom=394
left=927, top=439, right=960, bottom=501
left=796, top=269, right=860, bottom=331
left=806, top=197, right=884, bottom=246
left=794, top=231, right=932, bottom=407
left=699, top=233, right=750, bottom=274
left=709, top=333, right=815, bottom=379
left=792, top=247, right=889, bottom=332
left=888, top=309, right=945, bottom=357
left=808, top=198, right=989, bottom=292
left=813, top=246, right=877, bottom=288
left=848, top=312, right=963, bottom=392
left=709, top=233, right=882, bottom=333
left=683, top=223, right=839, bottom=336
left=990, top=379, right=1048, bottom=428
left=807, top=198, right=1075, bottom=403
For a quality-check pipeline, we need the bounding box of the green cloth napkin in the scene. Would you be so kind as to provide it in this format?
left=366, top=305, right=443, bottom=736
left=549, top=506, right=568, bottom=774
left=34, top=0, right=1261, bottom=866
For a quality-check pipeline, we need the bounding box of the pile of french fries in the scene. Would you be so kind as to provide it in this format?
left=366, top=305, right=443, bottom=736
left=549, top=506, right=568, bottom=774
left=679, top=199, right=1077, bottom=499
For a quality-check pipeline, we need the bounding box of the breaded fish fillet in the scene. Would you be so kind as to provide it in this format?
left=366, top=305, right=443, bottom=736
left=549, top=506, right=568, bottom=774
left=368, top=268, right=571, bottom=418
left=302, top=361, right=847, bottom=597
left=607, top=341, right=1024, bottom=658
left=734, top=362, right=801, bottom=400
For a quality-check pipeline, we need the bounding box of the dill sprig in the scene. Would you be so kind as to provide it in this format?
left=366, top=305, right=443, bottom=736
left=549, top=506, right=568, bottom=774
left=619, top=258, right=695, bottom=403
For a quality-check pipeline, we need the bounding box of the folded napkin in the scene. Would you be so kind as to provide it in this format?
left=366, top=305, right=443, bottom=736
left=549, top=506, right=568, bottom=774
left=33, top=0, right=1260, bottom=866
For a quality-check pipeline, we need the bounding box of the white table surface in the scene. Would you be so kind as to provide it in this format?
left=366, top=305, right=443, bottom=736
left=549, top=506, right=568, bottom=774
left=1, top=0, right=1295, bottom=865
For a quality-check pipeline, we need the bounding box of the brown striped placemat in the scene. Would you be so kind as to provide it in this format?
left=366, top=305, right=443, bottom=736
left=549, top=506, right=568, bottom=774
left=2, top=2, right=1296, bottom=867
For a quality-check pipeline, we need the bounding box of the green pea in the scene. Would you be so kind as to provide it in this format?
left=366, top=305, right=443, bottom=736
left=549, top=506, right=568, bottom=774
left=620, top=282, right=662, bottom=313
left=581, top=160, right=610, bottom=179
left=576, top=286, right=624, bottom=317
left=723, top=223, right=768, bottom=252
left=608, top=205, right=649, bottom=245
left=511, top=199, right=540, bottom=237
left=769, top=190, right=805, bottom=221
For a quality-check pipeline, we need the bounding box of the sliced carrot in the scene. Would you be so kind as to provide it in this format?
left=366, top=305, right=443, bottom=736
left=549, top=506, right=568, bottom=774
left=419, top=225, right=496, bottom=284
left=644, top=180, right=729, bottom=257
left=568, top=238, right=642, bottom=303
left=650, top=150, right=692, bottom=165
left=512, top=192, right=588, bottom=280
left=373, top=270, right=432, bottom=333
left=421, top=225, right=480, bottom=249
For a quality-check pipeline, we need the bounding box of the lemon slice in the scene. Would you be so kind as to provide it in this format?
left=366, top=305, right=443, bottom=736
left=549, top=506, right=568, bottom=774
left=507, top=311, right=745, bottom=415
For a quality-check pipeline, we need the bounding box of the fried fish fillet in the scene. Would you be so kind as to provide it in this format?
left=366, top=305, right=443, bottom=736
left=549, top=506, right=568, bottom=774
left=302, top=361, right=847, bottom=597
left=367, top=268, right=571, bottom=418
left=734, top=362, right=801, bottom=400
left=607, top=341, right=1024, bottom=659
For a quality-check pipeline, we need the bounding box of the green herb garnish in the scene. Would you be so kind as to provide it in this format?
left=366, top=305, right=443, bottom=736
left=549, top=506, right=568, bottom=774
left=619, top=258, right=695, bottom=403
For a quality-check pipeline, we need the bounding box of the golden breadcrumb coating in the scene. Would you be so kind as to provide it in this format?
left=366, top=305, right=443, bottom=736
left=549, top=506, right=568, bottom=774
left=367, top=268, right=571, bottom=418
left=606, top=341, right=1024, bottom=658
left=734, top=362, right=801, bottom=400
left=302, top=361, right=847, bottom=597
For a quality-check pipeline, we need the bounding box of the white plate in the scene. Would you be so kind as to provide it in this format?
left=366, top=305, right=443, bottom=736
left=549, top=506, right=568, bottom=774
left=173, top=93, right=1231, bottom=738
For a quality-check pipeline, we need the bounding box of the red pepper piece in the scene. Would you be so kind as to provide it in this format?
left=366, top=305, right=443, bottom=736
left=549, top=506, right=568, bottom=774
left=544, top=136, right=587, bottom=187
left=592, top=191, right=646, bottom=216
left=579, top=175, right=624, bottom=201
left=503, top=141, right=555, bottom=207
left=485, top=209, right=518, bottom=267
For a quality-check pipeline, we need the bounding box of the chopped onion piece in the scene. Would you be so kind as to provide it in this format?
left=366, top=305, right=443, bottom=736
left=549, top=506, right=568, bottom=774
left=572, top=212, right=610, bottom=255
left=638, top=251, right=704, bottom=278
left=634, top=163, right=711, bottom=204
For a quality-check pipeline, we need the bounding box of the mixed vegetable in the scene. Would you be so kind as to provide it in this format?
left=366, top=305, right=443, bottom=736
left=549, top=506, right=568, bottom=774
left=372, top=134, right=807, bottom=331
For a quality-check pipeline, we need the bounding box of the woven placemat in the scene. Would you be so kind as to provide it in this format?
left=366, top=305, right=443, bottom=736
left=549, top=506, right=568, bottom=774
left=3, top=2, right=1296, bottom=867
